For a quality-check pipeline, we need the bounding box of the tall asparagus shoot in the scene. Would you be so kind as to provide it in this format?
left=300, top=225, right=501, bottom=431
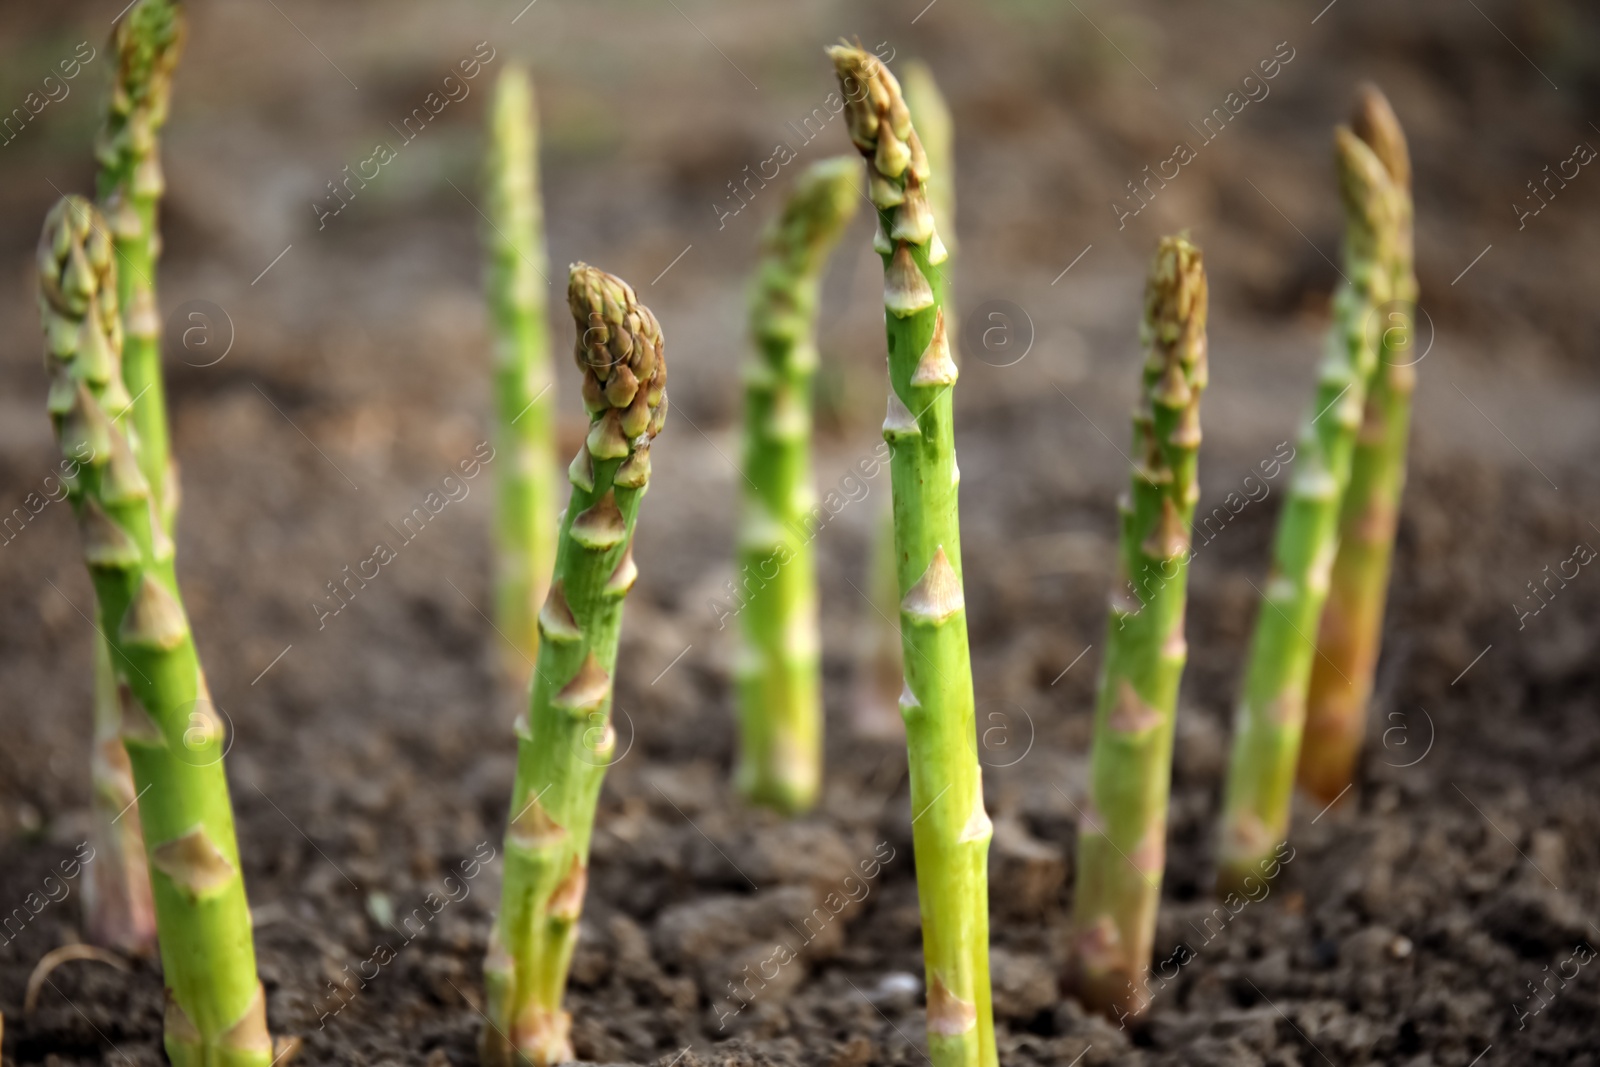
left=1067, top=236, right=1207, bottom=1020
left=827, top=45, right=996, bottom=1067
left=40, top=196, right=271, bottom=1066
left=487, top=65, right=557, bottom=688
left=735, top=157, right=860, bottom=812
left=1298, top=86, right=1417, bottom=805
left=85, top=0, right=185, bottom=956
left=854, top=59, right=955, bottom=740
left=1217, top=126, right=1404, bottom=894
left=483, top=265, right=668, bottom=1067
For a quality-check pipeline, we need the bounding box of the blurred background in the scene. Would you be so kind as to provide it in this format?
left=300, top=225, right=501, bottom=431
left=3, top=1, right=1599, bottom=1064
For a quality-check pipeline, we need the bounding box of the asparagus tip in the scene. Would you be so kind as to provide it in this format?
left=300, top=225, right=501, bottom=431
left=1350, top=82, right=1410, bottom=192
left=567, top=263, right=667, bottom=451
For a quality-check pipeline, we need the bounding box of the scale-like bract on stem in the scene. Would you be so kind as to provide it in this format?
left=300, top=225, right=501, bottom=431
left=483, top=265, right=668, bottom=1067
left=486, top=65, right=557, bottom=688
left=1067, top=236, right=1207, bottom=1021
left=1299, top=86, right=1418, bottom=805
left=736, top=157, right=859, bottom=812
left=1217, top=125, right=1405, bottom=894
left=86, top=0, right=186, bottom=955
left=827, top=44, right=997, bottom=1067
left=854, top=58, right=955, bottom=741
left=40, top=196, right=272, bottom=1067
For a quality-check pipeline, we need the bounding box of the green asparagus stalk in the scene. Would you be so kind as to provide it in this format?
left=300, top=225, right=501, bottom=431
left=1067, top=236, right=1207, bottom=1020
left=85, top=636, right=158, bottom=954
left=482, top=264, right=668, bottom=1067
left=486, top=65, right=557, bottom=689
left=827, top=45, right=996, bottom=1067
left=40, top=196, right=271, bottom=1067
left=1216, top=126, right=1404, bottom=894
left=735, top=157, right=860, bottom=813
left=1299, top=86, right=1417, bottom=806
left=96, top=0, right=183, bottom=528
left=85, top=0, right=185, bottom=955
left=853, top=58, right=954, bottom=740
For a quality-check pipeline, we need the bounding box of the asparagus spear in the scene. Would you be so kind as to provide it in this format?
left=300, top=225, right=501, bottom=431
left=1298, top=86, right=1417, bottom=805
left=97, top=0, right=184, bottom=528
left=854, top=58, right=955, bottom=741
left=826, top=45, right=996, bottom=1067
left=1216, top=126, right=1404, bottom=894
left=735, top=157, right=859, bottom=812
left=486, top=65, right=557, bottom=688
left=1067, top=235, right=1207, bottom=1020
left=483, top=264, right=668, bottom=1067
left=85, top=637, right=157, bottom=954
left=85, top=0, right=186, bottom=955
left=39, top=196, right=271, bottom=1067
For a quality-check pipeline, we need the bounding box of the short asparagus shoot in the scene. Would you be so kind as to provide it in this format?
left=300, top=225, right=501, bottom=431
left=84, top=0, right=186, bottom=955
left=40, top=196, right=271, bottom=1066
left=854, top=57, right=954, bottom=740
left=483, top=265, right=668, bottom=1067
left=1217, top=124, right=1404, bottom=894
left=827, top=44, right=996, bottom=1067
left=735, top=157, right=860, bottom=812
left=486, top=64, right=557, bottom=689
left=1299, top=86, right=1418, bottom=805
left=1066, top=235, right=1207, bottom=1021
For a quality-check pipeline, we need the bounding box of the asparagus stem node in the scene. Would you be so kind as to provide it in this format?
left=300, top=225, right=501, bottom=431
left=41, top=195, right=270, bottom=1066
left=1067, top=235, right=1207, bottom=1020
left=1299, top=85, right=1417, bottom=806
left=487, top=65, right=557, bottom=690
left=1217, top=119, right=1406, bottom=895
left=735, top=156, right=860, bottom=813
left=828, top=45, right=996, bottom=1067
left=483, top=265, right=668, bottom=1067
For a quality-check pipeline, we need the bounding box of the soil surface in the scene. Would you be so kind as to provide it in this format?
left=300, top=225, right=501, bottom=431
left=3, top=1, right=1600, bottom=1065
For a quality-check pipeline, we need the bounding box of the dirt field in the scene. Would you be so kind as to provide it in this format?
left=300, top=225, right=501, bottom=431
left=3, top=0, right=1599, bottom=1064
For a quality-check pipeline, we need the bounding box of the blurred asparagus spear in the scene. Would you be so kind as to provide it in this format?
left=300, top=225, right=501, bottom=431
left=827, top=44, right=996, bottom=1067
left=854, top=58, right=955, bottom=740
left=40, top=195, right=271, bottom=1067
left=483, top=265, right=668, bottom=1067
left=1299, top=86, right=1417, bottom=805
left=85, top=0, right=186, bottom=957
left=735, top=157, right=859, bottom=812
left=1217, top=125, right=1403, bottom=894
left=1067, top=235, right=1207, bottom=1021
left=485, top=65, right=558, bottom=689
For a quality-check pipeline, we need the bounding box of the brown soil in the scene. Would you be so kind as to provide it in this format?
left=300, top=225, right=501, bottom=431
left=3, top=1, right=1599, bottom=1065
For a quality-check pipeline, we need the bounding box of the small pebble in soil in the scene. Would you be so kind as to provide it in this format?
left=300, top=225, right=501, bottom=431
left=868, top=971, right=921, bottom=1009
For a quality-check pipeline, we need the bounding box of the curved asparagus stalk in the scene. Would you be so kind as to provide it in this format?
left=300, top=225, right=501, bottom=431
left=40, top=196, right=270, bottom=1067
left=827, top=45, right=996, bottom=1067
left=735, top=157, right=859, bottom=812
left=1067, top=236, right=1207, bottom=1020
left=483, top=265, right=668, bottom=1067
left=86, top=0, right=185, bottom=956
left=854, top=59, right=954, bottom=741
left=486, top=65, right=557, bottom=688
left=1298, top=86, right=1417, bottom=806
left=1216, top=127, right=1404, bottom=894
